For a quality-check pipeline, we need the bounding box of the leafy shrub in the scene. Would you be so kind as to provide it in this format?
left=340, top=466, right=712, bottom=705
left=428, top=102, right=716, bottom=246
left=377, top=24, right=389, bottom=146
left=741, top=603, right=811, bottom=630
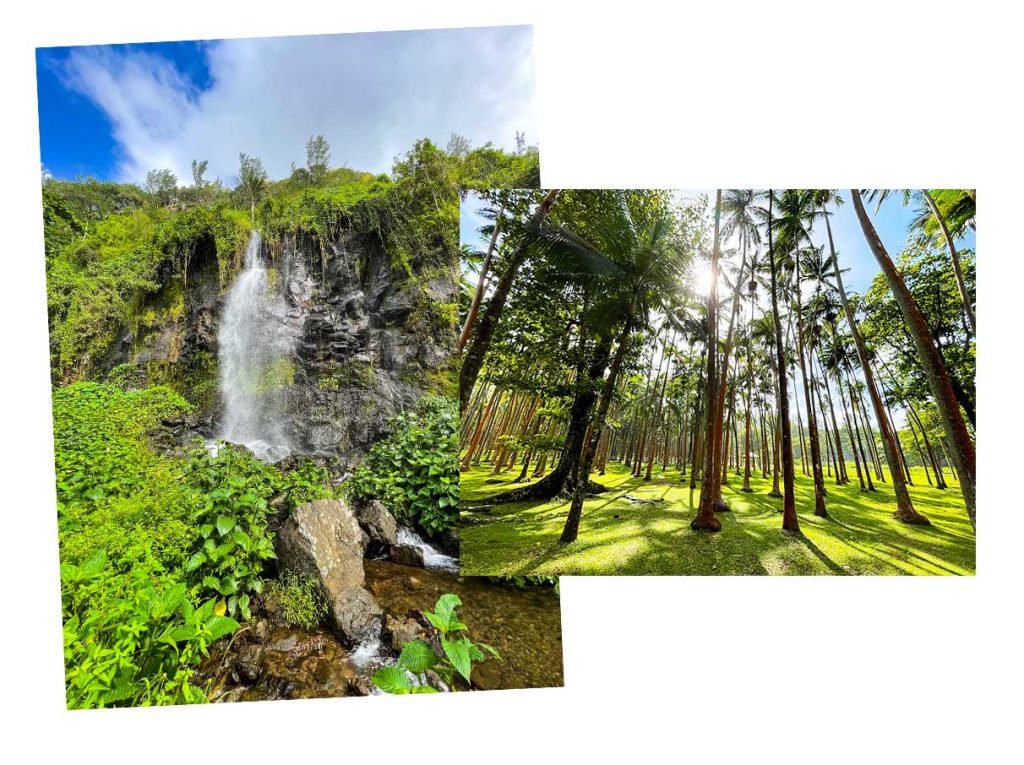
left=61, top=548, right=238, bottom=709
left=180, top=444, right=281, bottom=618
left=265, top=570, right=328, bottom=629
left=372, top=594, right=499, bottom=694
left=54, top=382, right=196, bottom=571
left=348, top=396, right=459, bottom=536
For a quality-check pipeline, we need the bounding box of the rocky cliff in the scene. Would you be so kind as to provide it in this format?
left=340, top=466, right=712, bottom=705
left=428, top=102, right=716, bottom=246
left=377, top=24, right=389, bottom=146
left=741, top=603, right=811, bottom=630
left=110, top=224, right=456, bottom=466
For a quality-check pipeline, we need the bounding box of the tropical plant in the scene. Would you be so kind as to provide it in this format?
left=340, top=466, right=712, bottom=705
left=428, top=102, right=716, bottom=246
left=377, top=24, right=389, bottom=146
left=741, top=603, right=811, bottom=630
left=348, top=396, right=460, bottom=535
left=371, top=594, right=500, bottom=693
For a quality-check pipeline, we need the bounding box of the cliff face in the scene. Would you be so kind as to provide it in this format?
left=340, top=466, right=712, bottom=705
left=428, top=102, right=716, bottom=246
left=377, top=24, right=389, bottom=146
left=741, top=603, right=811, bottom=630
left=113, top=226, right=455, bottom=465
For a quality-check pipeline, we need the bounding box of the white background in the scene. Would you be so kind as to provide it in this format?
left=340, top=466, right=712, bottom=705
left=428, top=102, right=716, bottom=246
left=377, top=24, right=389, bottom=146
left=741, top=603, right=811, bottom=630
left=1, top=1, right=1018, bottom=762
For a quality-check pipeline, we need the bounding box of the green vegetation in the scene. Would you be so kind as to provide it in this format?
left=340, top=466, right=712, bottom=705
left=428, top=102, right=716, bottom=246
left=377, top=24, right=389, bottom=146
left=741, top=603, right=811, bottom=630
left=44, top=133, right=540, bottom=706
left=460, top=189, right=975, bottom=572
left=44, top=136, right=539, bottom=397
left=53, top=381, right=336, bottom=706
left=461, top=462, right=974, bottom=576
left=265, top=570, right=329, bottom=630
left=348, top=396, right=460, bottom=536
left=371, top=594, right=501, bottom=693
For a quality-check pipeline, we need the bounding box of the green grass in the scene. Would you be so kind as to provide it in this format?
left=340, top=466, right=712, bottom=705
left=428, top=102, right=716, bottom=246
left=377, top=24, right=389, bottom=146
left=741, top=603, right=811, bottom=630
left=459, top=461, right=975, bottom=576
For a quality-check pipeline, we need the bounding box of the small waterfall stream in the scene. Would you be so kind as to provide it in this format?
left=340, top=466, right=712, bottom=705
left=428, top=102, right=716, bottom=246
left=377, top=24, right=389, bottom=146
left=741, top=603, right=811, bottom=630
left=396, top=527, right=459, bottom=572
left=217, top=231, right=296, bottom=462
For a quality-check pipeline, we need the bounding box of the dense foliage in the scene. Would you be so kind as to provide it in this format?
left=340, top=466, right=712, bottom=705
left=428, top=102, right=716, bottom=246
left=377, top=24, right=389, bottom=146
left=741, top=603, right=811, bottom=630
left=45, top=135, right=538, bottom=705
left=54, top=381, right=336, bottom=706
left=348, top=396, right=460, bottom=536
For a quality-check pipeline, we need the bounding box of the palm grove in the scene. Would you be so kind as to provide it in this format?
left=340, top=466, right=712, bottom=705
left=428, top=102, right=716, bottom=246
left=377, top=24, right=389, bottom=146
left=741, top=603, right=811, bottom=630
left=458, top=189, right=975, bottom=575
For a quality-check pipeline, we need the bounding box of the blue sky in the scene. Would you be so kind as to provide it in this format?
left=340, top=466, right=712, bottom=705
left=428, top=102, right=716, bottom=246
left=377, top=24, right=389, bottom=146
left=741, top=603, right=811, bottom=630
left=460, top=190, right=976, bottom=296
left=36, top=26, right=536, bottom=184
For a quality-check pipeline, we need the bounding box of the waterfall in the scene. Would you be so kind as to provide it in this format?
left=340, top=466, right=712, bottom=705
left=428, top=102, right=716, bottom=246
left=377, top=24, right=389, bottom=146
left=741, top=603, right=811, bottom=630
left=396, top=527, right=459, bottom=572
left=217, top=231, right=295, bottom=462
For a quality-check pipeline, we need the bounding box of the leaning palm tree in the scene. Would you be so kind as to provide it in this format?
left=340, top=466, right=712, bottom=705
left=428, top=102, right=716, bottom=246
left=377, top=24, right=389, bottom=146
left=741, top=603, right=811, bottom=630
left=459, top=189, right=560, bottom=412
left=867, top=189, right=976, bottom=337
left=813, top=190, right=929, bottom=524
left=849, top=190, right=975, bottom=529
left=523, top=190, right=691, bottom=544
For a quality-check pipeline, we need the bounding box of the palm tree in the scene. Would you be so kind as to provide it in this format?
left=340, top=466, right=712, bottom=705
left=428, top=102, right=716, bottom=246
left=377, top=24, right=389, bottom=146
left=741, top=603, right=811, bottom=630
left=459, top=189, right=559, bottom=412
left=721, top=190, right=762, bottom=495
left=920, top=189, right=976, bottom=336
left=525, top=191, right=690, bottom=544
left=458, top=198, right=505, bottom=352
left=759, top=191, right=799, bottom=530
left=691, top=191, right=726, bottom=531
left=849, top=190, right=975, bottom=529
left=813, top=190, right=929, bottom=523
left=773, top=190, right=828, bottom=517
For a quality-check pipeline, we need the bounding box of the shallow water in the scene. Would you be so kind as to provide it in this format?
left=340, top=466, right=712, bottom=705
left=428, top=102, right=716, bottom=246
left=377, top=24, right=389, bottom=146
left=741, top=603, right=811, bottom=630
left=364, top=560, right=564, bottom=690
left=201, top=560, right=562, bottom=700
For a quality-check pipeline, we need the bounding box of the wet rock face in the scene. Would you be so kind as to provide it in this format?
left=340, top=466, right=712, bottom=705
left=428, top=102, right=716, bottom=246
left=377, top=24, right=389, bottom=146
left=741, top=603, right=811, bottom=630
left=274, top=232, right=455, bottom=462
left=274, top=498, right=383, bottom=643
left=111, top=228, right=454, bottom=461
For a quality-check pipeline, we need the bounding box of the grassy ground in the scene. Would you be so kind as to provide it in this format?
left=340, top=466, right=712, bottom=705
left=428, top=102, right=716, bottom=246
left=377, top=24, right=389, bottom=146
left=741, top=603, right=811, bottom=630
left=459, top=461, right=975, bottom=576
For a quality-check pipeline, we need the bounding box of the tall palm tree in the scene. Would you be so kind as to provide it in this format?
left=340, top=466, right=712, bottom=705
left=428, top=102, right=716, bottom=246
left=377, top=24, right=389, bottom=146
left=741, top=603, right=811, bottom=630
left=721, top=190, right=762, bottom=495
left=458, top=198, right=505, bottom=352
left=921, top=189, right=976, bottom=336
left=691, top=191, right=726, bottom=530
left=520, top=190, right=691, bottom=544
left=773, top=190, right=828, bottom=517
left=849, top=190, right=975, bottom=529
left=459, top=189, right=559, bottom=412
left=759, top=191, right=799, bottom=530
left=868, top=189, right=976, bottom=337
left=813, top=190, right=929, bottom=523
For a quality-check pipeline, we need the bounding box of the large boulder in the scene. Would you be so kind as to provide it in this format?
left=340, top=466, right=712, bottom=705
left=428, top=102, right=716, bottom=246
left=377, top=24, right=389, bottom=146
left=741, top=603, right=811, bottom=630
left=355, top=500, right=399, bottom=551
left=274, top=498, right=383, bottom=643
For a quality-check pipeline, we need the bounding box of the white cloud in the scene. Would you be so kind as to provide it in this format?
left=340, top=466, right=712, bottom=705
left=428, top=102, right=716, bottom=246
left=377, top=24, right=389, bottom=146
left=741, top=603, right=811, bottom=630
left=59, top=26, right=537, bottom=185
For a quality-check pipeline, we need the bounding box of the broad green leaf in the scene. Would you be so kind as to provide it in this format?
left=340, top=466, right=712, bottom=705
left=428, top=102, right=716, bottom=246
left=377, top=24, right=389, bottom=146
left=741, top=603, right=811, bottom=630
left=216, top=515, right=236, bottom=536
left=431, top=593, right=462, bottom=632
left=371, top=666, right=413, bottom=694
left=184, top=552, right=206, bottom=572
left=441, top=636, right=472, bottom=683
left=206, top=615, right=240, bottom=641
left=398, top=640, right=438, bottom=673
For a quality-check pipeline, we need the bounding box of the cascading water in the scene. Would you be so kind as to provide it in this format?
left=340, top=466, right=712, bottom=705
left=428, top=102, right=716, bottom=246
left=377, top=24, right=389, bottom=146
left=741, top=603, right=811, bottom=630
left=217, top=231, right=296, bottom=462
left=396, top=527, right=459, bottom=572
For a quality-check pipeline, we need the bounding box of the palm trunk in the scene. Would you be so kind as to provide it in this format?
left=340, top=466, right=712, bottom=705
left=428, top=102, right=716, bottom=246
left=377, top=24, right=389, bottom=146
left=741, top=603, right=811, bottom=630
left=793, top=247, right=827, bottom=517
left=459, top=190, right=558, bottom=412
left=851, top=190, right=974, bottom=529
left=458, top=206, right=504, bottom=352
left=561, top=317, right=636, bottom=543
left=692, top=191, right=727, bottom=531
left=825, top=198, right=926, bottom=522
left=766, top=193, right=798, bottom=529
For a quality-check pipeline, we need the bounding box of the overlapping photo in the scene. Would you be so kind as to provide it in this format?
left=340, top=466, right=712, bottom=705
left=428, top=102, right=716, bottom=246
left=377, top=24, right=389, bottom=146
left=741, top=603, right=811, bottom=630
left=458, top=189, right=975, bottom=576
left=37, top=26, right=562, bottom=708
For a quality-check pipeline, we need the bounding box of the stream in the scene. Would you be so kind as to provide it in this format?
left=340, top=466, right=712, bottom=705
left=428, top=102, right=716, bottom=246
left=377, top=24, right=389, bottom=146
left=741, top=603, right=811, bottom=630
left=200, top=560, right=563, bottom=700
